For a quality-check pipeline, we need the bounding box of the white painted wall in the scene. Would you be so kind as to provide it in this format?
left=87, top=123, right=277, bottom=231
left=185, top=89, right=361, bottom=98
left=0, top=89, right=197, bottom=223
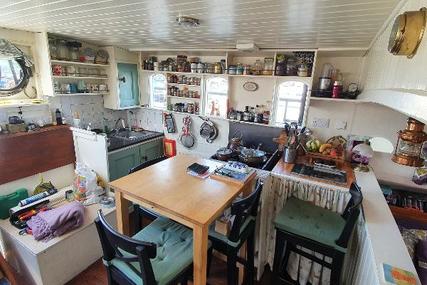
left=359, top=0, right=427, bottom=123
left=306, top=100, right=407, bottom=146
left=135, top=107, right=229, bottom=158
left=0, top=164, right=74, bottom=195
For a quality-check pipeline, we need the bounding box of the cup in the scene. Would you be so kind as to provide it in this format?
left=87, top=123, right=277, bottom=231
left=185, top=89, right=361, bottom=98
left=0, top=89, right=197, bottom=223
left=52, top=65, right=63, bottom=76
left=66, top=66, right=76, bottom=77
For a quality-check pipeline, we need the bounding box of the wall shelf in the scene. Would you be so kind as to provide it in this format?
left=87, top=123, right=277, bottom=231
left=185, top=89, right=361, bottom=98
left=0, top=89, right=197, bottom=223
left=167, top=96, right=200, bottom=101
left=50, top=59, right=110, bottom=67
left=167, top=83, right=201, bottom=88
left=53, top=92, right=108, bottom=96
left=309, top=97, right=365, bottom=103
left=52, top=75, right=108, bottom=80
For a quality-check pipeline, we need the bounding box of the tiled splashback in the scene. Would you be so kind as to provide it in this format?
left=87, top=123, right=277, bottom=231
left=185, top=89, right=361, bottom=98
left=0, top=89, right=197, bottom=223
left=48, top=96, right=127, bottom=130
left=0, top=96, right=128, bottom=131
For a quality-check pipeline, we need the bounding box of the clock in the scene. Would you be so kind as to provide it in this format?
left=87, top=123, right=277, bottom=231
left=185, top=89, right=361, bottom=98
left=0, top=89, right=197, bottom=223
left=388, top=8, right=427, bottom=58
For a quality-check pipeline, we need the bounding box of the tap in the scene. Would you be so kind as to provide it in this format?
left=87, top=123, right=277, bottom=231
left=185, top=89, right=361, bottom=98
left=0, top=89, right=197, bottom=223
left=114, top=117, right=127, bottom=131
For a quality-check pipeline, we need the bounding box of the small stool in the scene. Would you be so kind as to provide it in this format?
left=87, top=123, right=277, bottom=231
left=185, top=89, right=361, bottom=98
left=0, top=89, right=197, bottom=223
left=272, top=183, right=363, bottom=285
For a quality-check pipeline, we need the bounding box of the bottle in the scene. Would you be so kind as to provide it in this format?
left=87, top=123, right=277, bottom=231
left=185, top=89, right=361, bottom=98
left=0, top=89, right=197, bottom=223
left=55, top=109, right=63, bottom=125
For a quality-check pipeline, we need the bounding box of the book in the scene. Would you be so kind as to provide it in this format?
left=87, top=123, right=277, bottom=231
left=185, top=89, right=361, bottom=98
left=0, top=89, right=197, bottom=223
left=186, top=163, right=211, bottom=179
left=382, top=263, right=417, bottom=285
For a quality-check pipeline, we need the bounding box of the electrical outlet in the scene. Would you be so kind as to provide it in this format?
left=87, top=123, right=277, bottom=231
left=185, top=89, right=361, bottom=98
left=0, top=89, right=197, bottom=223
left=311, top=117, right=330, bottom=128
left=335, top=120, right=347, bottom=130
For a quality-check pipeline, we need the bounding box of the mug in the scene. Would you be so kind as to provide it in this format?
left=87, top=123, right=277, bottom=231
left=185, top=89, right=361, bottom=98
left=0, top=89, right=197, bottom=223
left=66, top=66, right=76, bottom=76
left=52, top=65, right=63, bottom=76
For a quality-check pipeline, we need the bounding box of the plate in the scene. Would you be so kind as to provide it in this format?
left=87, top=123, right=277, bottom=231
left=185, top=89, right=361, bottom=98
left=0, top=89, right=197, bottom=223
left=243, top=81, right=258, bottom=91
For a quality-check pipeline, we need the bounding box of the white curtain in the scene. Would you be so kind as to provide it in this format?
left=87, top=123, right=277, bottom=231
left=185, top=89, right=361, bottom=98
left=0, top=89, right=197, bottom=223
left=256, top=174, right=351, bottom=284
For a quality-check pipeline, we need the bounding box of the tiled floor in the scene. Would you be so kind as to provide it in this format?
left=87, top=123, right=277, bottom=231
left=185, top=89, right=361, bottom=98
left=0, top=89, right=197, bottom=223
left=66, top=257, right=272, bottom=285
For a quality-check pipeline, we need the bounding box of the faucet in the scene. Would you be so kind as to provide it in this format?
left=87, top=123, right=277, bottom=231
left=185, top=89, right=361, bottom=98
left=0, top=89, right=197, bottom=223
left=114, top=117, right=128, bottom=131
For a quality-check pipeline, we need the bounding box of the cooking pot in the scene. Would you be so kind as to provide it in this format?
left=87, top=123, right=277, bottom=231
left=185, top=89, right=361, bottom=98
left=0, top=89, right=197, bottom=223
left=239, top=147, right=267, bottom=166
left=216, top=147, right=233, bottom=161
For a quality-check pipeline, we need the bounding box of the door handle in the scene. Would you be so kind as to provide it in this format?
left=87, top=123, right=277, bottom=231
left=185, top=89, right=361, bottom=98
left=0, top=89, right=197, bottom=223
left=118, top=76, right=126, bottom=83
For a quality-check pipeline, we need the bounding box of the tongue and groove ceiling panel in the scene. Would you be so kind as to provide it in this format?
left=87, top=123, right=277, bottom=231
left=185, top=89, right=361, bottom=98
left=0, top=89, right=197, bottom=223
left=0, top=0, right=400, bottom=50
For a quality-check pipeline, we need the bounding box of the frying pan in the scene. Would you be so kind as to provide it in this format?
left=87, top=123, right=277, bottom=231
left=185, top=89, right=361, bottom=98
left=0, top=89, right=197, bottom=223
left=199, top=116, right=218, bottom=143
left=179, top=116, right=195, bottom=148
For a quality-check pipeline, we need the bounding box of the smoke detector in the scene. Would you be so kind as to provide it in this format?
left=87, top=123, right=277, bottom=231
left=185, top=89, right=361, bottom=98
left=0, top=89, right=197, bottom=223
left=176, top=16, right=200, bottom=28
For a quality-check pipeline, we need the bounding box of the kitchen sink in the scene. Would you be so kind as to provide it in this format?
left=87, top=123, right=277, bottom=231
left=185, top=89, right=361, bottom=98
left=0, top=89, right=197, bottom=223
left=107, top=129, right=164, bottom=151
left=111, top=130, right=153, bottom=141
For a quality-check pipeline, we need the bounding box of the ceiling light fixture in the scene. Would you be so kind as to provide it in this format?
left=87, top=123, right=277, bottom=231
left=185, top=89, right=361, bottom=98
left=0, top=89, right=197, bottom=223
left=176, top=15, right=200, bottom=28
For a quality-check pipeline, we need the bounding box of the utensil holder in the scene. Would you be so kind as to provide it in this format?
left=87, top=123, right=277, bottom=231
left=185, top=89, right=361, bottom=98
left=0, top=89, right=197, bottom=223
left=283, top=147, right=297, bottom=163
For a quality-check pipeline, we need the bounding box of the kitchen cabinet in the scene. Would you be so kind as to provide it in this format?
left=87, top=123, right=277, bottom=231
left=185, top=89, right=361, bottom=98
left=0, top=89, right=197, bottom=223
left=118, top=63, right=140, bottom=108
left=104, top=46, right=140, bottom=110
left=108, top=139, right=163, bottom=181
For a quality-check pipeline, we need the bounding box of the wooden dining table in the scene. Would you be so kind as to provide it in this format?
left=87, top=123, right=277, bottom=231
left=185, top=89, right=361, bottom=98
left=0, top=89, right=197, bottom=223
left=109, top=154, right=255, bottom=285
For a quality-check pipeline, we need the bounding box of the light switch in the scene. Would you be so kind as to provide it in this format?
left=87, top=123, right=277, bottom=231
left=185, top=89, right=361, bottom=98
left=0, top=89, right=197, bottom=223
left=335, top=120, right=347, bottom=130
left=311, top=117, right=330, bottom=128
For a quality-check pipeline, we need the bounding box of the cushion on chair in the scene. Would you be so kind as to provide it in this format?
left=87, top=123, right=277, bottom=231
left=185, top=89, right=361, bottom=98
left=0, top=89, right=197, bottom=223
left=110, top=217, right=194, bottom=285
left=274, top=197, right=346, bottom=252
left=209, top=216, right=255, bottom=248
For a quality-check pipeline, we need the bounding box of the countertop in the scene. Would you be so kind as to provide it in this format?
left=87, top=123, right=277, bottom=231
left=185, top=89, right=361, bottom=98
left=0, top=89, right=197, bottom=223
left=107, top=131, right=164, bottom=152
left=271, top=156, right=355, bottom=191
left=0, top=125, right=70, bottom=140
left=356, top=171, right=421, bottom=285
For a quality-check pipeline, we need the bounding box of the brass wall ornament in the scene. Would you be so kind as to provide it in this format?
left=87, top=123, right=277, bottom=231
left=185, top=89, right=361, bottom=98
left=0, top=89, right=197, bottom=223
left=388, top=7, right=427, bottom=58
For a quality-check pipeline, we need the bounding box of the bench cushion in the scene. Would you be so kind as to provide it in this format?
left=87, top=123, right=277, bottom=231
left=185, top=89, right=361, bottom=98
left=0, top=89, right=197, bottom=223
left=110, top=217, right=193, bottom=285
left=274, top=197, right=346, bottom=252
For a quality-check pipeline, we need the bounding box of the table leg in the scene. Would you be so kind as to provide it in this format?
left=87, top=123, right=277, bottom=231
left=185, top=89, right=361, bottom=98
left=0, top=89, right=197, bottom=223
left=193, top=224, right=209, bottom=285
left=115, top=191, right=130, bottom=236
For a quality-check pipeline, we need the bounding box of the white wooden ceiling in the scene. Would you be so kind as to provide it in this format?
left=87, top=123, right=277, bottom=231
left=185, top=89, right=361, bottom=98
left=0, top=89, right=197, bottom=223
left=0, top=0, right=400, bottom=50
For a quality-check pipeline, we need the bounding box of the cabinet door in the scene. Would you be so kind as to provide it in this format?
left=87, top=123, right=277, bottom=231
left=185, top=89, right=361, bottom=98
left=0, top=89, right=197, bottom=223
left=108, top=147, right=139, bottom=181
left=118, top=63, right=140, bottom=108
left=139, top=140, right=164, bottom=163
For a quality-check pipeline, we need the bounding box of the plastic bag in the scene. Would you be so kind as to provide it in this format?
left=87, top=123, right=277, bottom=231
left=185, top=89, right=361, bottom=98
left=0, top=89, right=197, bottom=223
left=73, top=163, right=97, bottom=201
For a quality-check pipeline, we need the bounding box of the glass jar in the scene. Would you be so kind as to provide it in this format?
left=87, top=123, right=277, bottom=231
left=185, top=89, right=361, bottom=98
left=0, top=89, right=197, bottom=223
left=263, top=57, right=274, bottom=75
left=57, top=40, right=69, bottom=61
left=49, top=38, right=58, bottom=60
left=70, top=46, right=80, bottom=62
left=254, top=60, right=263, bottom=75
left=236, top=63, right=244, bottom=75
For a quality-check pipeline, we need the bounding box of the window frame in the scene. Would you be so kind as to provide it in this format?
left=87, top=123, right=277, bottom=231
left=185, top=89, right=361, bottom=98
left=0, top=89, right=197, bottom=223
left=204, top=75, right=229, bottom=118
left=149, top=73, right=167, bottom=110
left=0, top=57, right=31, bottom=96
left=272, top=79, right=309, bottom=126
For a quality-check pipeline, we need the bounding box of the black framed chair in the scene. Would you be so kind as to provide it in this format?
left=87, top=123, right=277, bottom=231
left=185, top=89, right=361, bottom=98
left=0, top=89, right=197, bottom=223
left=207, top=180, right=263, bottom=285
left=95, top=210, right=193, bottom=285
left=272, top=182, right=363, bottom=285
left=129, top=156, right=169, bottom=232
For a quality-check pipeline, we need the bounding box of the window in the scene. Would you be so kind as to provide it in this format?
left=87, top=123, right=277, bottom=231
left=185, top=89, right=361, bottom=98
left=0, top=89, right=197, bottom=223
left=0, top=58, right=29, bottom=96
left=205, top=77, right=228, bottom=118
left=149, top=73, right=167, bottom=109
left=274, top=81, right=307, bottom=125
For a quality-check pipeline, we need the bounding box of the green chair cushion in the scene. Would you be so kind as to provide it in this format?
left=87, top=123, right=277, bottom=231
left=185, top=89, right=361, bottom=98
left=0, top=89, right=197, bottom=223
left=209, top=216, right=255, bottom=248
left=274, top=197, right=346, bottom=252
left=110, top=217, right=194, bottom=285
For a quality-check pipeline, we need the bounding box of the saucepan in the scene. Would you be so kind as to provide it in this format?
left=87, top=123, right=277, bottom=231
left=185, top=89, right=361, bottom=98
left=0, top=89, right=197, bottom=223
left=239, top=146, right=267, bottom=166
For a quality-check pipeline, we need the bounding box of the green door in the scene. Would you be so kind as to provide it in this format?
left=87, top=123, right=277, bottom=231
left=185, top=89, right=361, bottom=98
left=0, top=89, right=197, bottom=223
left=139, top=140, right=164, bottom=163
left=118, top=63, right=140, bottom=108
left=108, top=146, right=140, bottom=181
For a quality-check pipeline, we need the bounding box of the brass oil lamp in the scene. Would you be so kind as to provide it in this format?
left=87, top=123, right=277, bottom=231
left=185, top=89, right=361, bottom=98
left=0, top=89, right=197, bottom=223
left=392, top=118, right=427, bottom=167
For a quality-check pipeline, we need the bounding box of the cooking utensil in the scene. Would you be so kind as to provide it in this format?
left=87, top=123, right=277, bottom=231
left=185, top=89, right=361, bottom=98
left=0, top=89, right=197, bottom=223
left=179, top=116, right=195, bottom=148
left=216, top=147, right=233, bottom=161
left=239, top=145, right=267, bottom=166
left=199, top=116, right=218, bottom=143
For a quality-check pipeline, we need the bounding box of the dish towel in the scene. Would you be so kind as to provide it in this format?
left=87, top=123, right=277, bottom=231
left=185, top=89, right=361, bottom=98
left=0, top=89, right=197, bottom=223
left=27, top=201, right=85, bottom=241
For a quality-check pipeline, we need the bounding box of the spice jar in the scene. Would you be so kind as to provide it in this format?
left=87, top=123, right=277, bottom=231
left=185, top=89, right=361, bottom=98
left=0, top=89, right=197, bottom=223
left=332, top=81, right=343, bottom=98
left=57, top=40, right=69, bottom=61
